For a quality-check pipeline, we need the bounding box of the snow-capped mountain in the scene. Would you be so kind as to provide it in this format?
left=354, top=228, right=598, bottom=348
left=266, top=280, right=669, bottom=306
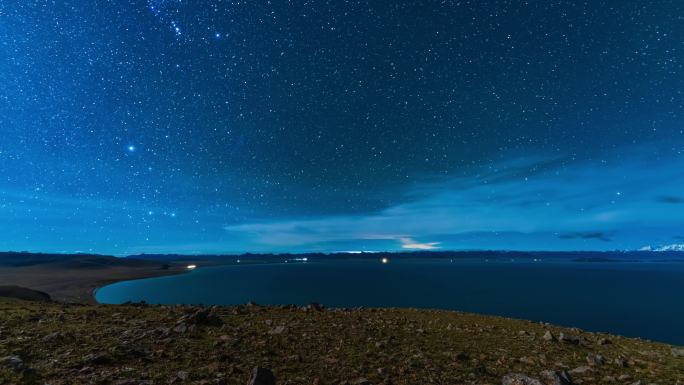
left=639, top=244, right=684, bottom=252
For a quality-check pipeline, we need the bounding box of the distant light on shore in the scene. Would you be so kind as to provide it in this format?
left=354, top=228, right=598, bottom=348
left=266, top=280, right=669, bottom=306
left=186, top=264, right=197, bottom=270
left=381, top=257, right=389, bottom=264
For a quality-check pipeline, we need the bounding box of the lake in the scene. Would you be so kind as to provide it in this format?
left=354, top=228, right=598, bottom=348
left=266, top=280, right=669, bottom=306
left=96, top=258, right=684, bottom=345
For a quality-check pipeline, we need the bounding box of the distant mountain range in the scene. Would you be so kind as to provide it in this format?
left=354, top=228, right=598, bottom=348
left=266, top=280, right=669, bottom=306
left=638, top=244, right=684, bottom=252
left=2, top=249, right=683, bottom=268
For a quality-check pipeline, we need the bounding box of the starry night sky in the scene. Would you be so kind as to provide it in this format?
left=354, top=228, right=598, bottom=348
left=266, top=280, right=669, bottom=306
left=1, top=1, right=683, bottom=255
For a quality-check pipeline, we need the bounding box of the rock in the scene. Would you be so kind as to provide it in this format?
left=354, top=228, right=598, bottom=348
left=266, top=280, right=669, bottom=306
left=558, top=332, right=579, bottom=345
left=174, top=323, right=188, bottom=333
left=354, top=378, right=372, bottom=385
left=567, top=366, right=592, bottom=376
left=248, top=367, right=276, bottom=385
left=586, top=353, right=605, bottom=366
left=306, top=302, right=325, bottom=312
left=672, top=347, right=684, bottom=357
left=629, top=381, right=644, bottom=385
left=614, top=357, right=628, bottom=367
left=177, top=308, right=222, bottom=328
left=455, top=351, right=469, bottom=361
left=114, top=380, right=151, bottom=385
left=542, top=331, right=555, bottom=341
left=539, top=370, right=573, bottom=385
left=0, top=355, right=25, bottom=372
left=42, top=332, right=64, bottom=343
left=501, top=373, right=543, bottom=385
left=602, top=376, right=617, bottom=383
left=618, top=375, right=632, bottom=381
left=269, top=325, right=287, bottom=335
left=82, top=353, right=111, bottom=365
left=597, top=337, right=612, bottom=345
left=177, top=371, right=189, bottom=380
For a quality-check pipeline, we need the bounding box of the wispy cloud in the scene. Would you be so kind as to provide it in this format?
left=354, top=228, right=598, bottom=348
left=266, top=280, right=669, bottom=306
left=223, top=145, right=684, bottom=251
left=400, top=238, right=441, bottom=250
left=658, top=195, right=684, bottom=204
left=558, top=231, right=613, bottom=242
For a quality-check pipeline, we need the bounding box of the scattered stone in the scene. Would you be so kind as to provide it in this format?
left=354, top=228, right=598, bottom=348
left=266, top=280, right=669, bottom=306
left=455, top=351, right=469, bottom=361
left=0, top=355, right=25, bottom=372
left=539, top=370, right=573, bottom=385
left=558, top=332, right=579, bottom=345
left=542, top=331, right=555, bottom=341
left=602, top=376, right=617, bottom=383
left=270, top=325, right=287, bottom=335
left=629, top=381, right=644, bottom=385
left=672, top=348, right=684, bottom=358
left=501, top=373, right=543, bottom=385
left=618, top=375, right=632, bottom=381
left=248, top=367, right=276, bottom=385
left=597, top=337, right=612, bottom=345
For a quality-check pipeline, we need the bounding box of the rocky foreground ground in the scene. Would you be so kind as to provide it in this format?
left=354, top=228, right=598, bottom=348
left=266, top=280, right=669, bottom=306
left=1, top=299, right=683, bottom=385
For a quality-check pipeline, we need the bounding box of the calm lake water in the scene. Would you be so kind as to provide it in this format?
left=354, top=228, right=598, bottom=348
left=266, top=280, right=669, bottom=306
left=96, top=259, right=684, bottom=345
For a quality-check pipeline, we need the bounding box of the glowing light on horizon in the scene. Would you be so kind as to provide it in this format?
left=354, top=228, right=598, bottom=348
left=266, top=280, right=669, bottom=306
left=186, top=264, right=197, bottom=270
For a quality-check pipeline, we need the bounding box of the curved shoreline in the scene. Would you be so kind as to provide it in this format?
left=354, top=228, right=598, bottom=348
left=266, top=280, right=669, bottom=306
left=90, top=266, right=191, bottom=304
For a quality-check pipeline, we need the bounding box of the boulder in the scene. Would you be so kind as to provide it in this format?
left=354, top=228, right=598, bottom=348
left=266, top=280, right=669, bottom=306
left=248, top=367, right=276, bottom=385
left=0, top=355, right=25, bottom=372
left=501, top=373, right=543, bottom=385
left=558, top=332, right=579, bottom=345
left=672, top=347, right=684, bottom=358
left=540, top=370, right=573, bottom=385
left=542, top=331, right=555, bottom=341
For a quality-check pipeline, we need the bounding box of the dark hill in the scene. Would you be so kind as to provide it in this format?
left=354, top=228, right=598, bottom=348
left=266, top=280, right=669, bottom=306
left=0, top=285, right=51, bottom=302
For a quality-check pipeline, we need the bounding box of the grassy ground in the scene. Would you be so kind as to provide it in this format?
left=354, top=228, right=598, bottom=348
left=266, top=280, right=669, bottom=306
left=1, top=299, right=683, bottom=385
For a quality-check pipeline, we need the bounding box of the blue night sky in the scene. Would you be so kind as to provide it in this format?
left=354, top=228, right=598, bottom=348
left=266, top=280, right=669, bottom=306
left=1, top=1, right=683, bottom=255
